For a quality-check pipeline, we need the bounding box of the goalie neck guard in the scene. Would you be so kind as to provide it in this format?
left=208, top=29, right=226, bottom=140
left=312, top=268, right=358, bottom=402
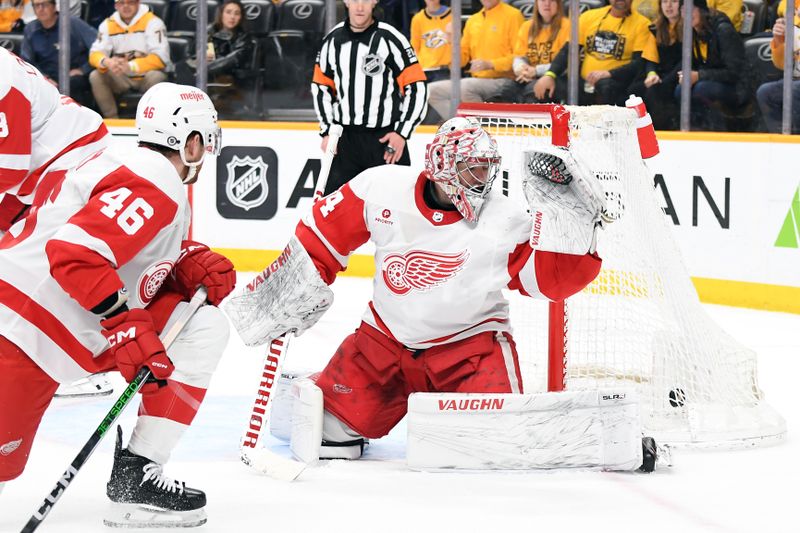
left=424, top=117, right=501, bottom=223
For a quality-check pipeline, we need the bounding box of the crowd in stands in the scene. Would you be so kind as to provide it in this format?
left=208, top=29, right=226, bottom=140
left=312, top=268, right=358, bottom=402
left=0, top=0, right=796, bottom=131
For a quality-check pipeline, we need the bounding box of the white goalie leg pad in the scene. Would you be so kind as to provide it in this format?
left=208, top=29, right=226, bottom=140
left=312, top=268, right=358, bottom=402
left=289, top=378, right=324, bottom=464
left=54, top=372, right=114, bottom=398
left=406, top=389, right=643, bottom=471
left=288, top=379, right=367, bottom=462
left=270, top=371, right=314, bottom=442
left=103, top=503, right=207, bottom=529
left=224, top=237, right=334, bottom=346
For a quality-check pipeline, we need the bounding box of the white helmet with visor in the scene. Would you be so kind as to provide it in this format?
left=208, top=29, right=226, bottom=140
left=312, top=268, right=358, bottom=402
left=136, top=83, right=222, bottom=183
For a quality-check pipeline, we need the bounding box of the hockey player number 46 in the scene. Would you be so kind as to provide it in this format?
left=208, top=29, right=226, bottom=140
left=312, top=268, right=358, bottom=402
left=99, top=187, right=154, bottom=235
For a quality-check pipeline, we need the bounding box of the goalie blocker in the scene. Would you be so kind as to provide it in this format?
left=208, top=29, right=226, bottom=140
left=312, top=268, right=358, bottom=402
left=407, top=389, right=661, bottom=472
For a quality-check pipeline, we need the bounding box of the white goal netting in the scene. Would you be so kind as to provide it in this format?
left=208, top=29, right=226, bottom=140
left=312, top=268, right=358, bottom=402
left=459, top=103, right=785, bottom=447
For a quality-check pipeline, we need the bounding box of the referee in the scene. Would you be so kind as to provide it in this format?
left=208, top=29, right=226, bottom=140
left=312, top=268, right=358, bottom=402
left=312, top=0, right=428, bottom=195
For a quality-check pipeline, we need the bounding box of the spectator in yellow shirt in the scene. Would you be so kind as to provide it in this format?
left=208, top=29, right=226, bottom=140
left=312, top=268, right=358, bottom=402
left=426, top=0, right=524, bottom=121
left=88, top=0, right=170, bottom=118
left=512, top=0, right=570, bottom=102
left=534, top=0, right=658, bottom=105
left=0, top=0, right=31, bottom=32
left=410, top=0, right=452, bottom=83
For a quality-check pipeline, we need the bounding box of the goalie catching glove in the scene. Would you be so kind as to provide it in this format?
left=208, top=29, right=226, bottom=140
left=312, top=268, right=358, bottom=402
left=224, top=237, right=334, bottom=346
left=523, top=145, right=622, bottom=255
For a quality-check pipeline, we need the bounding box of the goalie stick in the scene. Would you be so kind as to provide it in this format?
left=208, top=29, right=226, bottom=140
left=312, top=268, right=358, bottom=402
left=238, top=124, right=343, bottom=480
left=21, top=288, right=208, bottom=533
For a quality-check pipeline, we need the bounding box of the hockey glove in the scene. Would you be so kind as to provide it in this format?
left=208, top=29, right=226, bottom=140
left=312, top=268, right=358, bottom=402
left=173, top=240, right=236, bottom=306
left=523, top=146, right=617, bottom=255
left=101, top=309, right=174, bottom=384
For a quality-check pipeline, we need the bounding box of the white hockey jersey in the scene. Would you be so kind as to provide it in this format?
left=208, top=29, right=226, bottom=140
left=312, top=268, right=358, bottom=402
left=0, top=48, right=108, bottom=202
left=296, top=166, right=601, bottom=349
left=0, top=145, right=191, bottom=383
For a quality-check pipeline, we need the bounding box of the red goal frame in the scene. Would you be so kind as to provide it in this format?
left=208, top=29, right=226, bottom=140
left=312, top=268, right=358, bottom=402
left=457, top=102, right=572, bottom=393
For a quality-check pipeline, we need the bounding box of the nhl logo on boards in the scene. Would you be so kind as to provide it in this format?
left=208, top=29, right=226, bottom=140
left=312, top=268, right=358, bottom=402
left=226, top=155, right=269, bottom=211
left=362, top=54, right=385, bottom=76
left=137, top=260, right=174, bottom=305
left=217, top=146, right=279, bottom=220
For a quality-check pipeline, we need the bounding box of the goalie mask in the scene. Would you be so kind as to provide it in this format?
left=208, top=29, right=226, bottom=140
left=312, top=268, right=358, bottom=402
left=424, top=117, right=501, bottom=223
left=136, top=83, right=222, bottom=184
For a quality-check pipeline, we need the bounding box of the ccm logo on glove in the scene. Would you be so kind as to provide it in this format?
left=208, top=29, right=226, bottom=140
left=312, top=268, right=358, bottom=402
left=101, top=308, right=174, bottom=386
left=106, top=327, right=138, bottom=346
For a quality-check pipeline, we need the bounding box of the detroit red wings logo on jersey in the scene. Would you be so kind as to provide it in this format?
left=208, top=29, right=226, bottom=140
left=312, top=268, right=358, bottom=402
left=381, top=250, right=469, bottom=295
left=137, top=260, right=174, bottom=305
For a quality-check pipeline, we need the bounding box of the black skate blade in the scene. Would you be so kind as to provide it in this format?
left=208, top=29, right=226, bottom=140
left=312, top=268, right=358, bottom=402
left=103, top=503, right=207, bottom=528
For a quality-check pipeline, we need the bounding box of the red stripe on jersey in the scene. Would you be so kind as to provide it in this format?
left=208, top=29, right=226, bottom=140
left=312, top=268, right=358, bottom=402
left=17, top=123, right=108, bottom=197
left=76, top=167, right=179, bottom=266
left=421, top=317, right=508, bottom=344
left=534, top=251, right=602, bottom=301
left=368, top=301, right=507, bottom=345
left=506, top=240, right=534, bottom=297
left=46, top=240, right=125, bottom=311
left=310, top=183, right=370, bottom=257
left=0, top=169, right=29, bottom=193
left=139, top=380, right=207, bottom=425
left=0, top=279, right=109, bottom=373
left=0, top=87, right=32, bottom=157
left=295, top=222, right=343, bottom=285
left=413, top=173, right=462, bottom=226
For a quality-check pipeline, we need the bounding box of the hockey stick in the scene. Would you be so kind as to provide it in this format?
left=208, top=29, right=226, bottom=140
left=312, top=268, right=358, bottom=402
left=313, top=124, right=344, bottom=202
left=21, top=288, right=208, bottom=533
left=238, top=124, right=343, bottom=480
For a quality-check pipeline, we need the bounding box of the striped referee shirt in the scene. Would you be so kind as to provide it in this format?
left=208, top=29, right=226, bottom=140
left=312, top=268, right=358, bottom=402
left=312, top=20, right=428, bottom=139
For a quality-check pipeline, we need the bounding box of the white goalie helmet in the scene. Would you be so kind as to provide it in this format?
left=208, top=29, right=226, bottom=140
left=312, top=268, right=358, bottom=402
left=136, top=83, right=222, bottom=183
left=424, top=117, right=501, bottom=223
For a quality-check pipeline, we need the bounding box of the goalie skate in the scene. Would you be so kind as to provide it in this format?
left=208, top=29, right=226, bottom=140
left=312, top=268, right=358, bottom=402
left=54, top=373, right=113, bottom=398
left=104, top=427, right=207, bottom=528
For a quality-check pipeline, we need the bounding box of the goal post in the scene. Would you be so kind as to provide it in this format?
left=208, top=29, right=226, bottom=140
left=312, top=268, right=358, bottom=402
left=457, top=102, right=786, bottom=448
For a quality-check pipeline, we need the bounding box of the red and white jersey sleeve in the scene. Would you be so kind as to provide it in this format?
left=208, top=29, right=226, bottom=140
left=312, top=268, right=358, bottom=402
left=298, top=165, right=601, bottom=349
left=295, top=181, right=371, bottom=284
left=0, top=48, right=108, bottom=201
left=0, top=145, right=190, bottom=383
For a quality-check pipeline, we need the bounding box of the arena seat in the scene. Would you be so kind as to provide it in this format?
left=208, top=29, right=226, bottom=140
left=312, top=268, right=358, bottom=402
left=141, top=0, right=171, bottom=27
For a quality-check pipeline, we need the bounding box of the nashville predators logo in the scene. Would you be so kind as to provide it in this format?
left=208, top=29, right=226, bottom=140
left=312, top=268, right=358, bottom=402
left=362, top=53, right=385, bottom=76
left=381, top=249, right=469, bottom=295
left=422, top=29, right=448, bottom=49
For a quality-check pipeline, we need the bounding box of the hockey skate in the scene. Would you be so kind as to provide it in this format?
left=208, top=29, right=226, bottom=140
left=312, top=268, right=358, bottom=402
left=54, top=373, right=113, bottom=398
left=639, top=437, right=673, bottom=472
left=104, top=426, right=207, bottom=528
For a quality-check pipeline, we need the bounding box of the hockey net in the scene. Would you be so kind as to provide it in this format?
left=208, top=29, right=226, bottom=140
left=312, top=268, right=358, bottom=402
left=458, top=103, right=785, bottom=447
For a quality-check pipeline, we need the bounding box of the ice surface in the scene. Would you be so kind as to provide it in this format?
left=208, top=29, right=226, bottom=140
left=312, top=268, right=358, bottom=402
left=1, top=275, right=797, bottom=533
